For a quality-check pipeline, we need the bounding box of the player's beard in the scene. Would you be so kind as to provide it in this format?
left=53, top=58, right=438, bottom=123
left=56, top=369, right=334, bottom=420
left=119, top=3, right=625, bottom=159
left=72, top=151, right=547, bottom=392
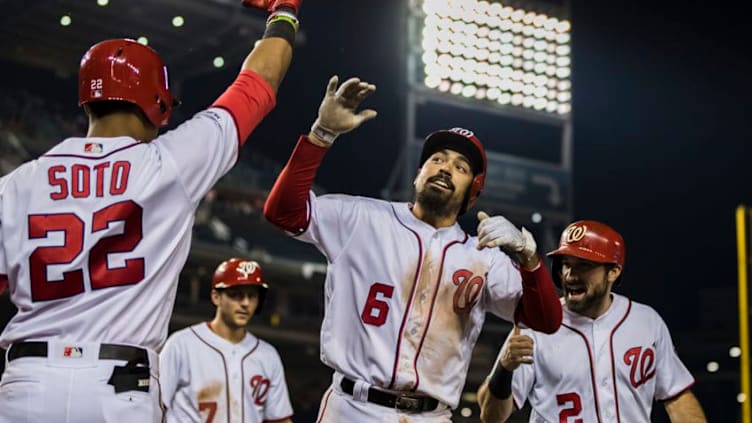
left=564, top=275, right=611, bottom=315
left=415, top=176, right=463, bottom=219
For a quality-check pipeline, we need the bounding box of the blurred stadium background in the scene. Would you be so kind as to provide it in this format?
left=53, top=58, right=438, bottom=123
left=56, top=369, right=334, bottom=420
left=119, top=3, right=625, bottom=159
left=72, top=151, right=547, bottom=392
left=1, top=0, right=749, bottom=421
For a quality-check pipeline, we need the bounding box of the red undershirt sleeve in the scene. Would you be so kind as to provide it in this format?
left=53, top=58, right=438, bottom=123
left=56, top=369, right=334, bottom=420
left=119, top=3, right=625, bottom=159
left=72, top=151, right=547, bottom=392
left=212, top=70, right=276, bottom=147
left=514, top=261, right=563, bottom=333
left=263, top=136, right=328, bottom=234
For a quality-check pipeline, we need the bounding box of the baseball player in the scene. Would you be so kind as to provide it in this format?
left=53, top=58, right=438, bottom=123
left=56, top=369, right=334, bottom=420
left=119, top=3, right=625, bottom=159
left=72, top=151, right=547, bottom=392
left=160, top=258, right=293, bottom=423
left=0, top=1, right=302, bottom=421
left=263, top=76, right=563, bottom=422
left=477, top=220, right=708, bottom=423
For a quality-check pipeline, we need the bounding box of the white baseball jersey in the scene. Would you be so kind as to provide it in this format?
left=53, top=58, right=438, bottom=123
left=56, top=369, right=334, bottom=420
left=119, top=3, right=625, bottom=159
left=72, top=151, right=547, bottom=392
left=160, top=323, right=293, bottom=423
left=0, top=107, right=240, bottom=351
left=295, top=194, right=524, bottom=409
left=507, top=293, right=694, bottom=423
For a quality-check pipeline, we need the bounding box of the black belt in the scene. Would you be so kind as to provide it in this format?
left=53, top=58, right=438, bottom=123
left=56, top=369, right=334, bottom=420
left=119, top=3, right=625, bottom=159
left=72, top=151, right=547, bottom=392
left=7, top=342, right=148, bottom=365
left=340, top=377, right=440, bottom=413
left=7, top=342, right=151, bottom=394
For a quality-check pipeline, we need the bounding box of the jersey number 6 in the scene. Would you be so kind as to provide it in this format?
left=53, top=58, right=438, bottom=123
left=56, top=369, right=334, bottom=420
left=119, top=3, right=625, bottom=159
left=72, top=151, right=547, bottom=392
left=361, top=283, right=394, bottom=326
left=28, top=200, right=144, bottom=302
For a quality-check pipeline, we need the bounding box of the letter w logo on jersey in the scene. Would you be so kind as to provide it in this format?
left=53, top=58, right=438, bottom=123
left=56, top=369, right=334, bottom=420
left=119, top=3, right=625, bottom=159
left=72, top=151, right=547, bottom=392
left=624, top=346, right=656, bottom=388
left=249, top=375, right=270, bottom=406
left=451, top=269, right=484, bottom=314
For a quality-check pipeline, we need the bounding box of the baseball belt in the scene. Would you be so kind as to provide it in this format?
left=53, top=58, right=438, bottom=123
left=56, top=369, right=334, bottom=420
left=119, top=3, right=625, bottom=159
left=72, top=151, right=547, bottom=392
left=340, top=377, right=440, bottom=413
left=7, top=341, right=151, bottom=394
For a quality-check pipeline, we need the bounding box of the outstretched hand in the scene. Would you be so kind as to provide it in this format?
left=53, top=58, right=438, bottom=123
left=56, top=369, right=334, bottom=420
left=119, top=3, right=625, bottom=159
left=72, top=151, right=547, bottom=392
left=309, top=76, right=378, bottom=145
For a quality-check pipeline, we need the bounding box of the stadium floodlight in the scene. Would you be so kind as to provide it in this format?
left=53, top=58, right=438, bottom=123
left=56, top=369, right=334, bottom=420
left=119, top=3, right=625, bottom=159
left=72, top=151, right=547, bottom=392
left=419, top=0, right=571, bottom=115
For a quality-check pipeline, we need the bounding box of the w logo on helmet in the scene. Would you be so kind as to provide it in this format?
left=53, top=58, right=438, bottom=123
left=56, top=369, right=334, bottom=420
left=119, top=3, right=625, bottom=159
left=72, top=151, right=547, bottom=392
left=565, top=224, right=587, bottom=243
left=449, top=127, right=474, bottom=138
left=236, top=261, right=259, bottom=279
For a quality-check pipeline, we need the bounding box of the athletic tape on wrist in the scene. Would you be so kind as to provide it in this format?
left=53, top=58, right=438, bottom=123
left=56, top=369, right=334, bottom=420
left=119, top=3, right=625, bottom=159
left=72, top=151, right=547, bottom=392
left=487, top=365, right=513, bottom=399
left=310, top=122, right=338, bottom=145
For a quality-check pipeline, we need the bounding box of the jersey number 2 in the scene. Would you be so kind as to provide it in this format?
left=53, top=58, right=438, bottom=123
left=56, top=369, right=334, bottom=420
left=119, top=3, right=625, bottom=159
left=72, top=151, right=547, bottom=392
left=361, top=283, right=394, bottom=326
left=556, top=392, right=583, bottom=423
left=28, top=200, right=144, bottom=301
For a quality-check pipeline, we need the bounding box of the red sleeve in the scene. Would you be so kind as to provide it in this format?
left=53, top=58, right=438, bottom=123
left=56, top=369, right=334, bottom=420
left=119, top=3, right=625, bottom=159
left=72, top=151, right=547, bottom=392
left=513, top=260, right=562, bottom=334
left=212, top=70, right=276, bottom=146
left=0, top=275, right=7, bottom=296
left=263, top=136, right=328, bottom=234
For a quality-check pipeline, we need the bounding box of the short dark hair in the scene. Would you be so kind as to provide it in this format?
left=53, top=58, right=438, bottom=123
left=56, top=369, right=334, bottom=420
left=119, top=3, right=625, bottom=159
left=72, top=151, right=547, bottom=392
left=84, top=100, right=154, bottom=128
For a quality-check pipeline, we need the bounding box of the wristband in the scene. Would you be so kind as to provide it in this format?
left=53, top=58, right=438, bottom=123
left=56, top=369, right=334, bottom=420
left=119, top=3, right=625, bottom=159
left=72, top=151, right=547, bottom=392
left=487, top=365, right=513, bottom=399
left=262, top=11, right=298, bottom=47
left=267, top=10, right=299, bottom=31
left=310, top=121, right=338, bottom=145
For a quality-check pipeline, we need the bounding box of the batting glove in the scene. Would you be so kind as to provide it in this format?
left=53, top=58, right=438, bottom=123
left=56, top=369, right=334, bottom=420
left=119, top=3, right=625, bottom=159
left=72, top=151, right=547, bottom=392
left=476, top=211, right=538, bottom=267
left=242, top=0, right=301, bottom=13
left=309, top=76, right=378, bottom=146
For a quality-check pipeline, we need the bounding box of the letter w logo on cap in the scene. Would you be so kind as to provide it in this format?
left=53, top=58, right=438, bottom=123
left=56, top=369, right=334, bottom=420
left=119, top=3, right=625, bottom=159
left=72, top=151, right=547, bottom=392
left=236, top=261, right=259, bottom=279
left=565, top=224, right=587, bottom=243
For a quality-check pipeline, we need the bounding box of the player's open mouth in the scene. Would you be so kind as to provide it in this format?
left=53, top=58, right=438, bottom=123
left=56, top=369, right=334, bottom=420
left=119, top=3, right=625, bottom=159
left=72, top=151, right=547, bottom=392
left=565, top=286, right=586, bottom=300
left=427, top=177, right=454, bottom=191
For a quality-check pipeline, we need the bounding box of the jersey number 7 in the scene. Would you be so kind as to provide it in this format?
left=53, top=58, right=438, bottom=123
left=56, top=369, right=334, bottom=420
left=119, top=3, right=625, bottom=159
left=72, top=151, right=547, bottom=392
left=28, top=200, right=144, bottom=301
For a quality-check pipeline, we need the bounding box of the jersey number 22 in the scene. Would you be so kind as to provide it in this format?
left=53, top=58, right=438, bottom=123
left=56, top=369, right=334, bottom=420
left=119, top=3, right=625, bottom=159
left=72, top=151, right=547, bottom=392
left=28, top=200, right=144, bottom=301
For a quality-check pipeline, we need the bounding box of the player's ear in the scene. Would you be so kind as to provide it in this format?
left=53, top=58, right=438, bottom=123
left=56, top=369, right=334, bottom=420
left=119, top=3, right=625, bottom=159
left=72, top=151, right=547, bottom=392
left=210, top=289, right=221, bottom=307
left=607, top=264, right=622, bottom=284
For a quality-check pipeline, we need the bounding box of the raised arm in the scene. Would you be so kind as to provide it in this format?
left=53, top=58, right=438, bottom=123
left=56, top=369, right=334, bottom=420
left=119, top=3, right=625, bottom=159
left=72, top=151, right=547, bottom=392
left=477, top=212, right=562, bottom=333
left=240, top=0, right=301, bottom=92
left=210, top=0, right=302, bottom=145
left=263, top=76, right=377, bottom=233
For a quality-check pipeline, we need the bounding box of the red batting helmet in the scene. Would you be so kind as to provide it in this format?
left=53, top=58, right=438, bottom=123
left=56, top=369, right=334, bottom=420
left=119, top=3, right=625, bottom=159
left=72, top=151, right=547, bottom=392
left=78, top=39, right=177, bottom=128
left=419, top=127, right=487, bottom=215
left=212, top=258, right=269, bottom=313
left=547, top=220, right=626, bottom=286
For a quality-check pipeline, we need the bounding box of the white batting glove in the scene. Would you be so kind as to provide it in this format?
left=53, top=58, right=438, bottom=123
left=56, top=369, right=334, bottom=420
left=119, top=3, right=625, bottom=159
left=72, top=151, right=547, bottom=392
left=309, top=75, right=378, bottom=145
left=476, top=211, right=539, bottom=268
